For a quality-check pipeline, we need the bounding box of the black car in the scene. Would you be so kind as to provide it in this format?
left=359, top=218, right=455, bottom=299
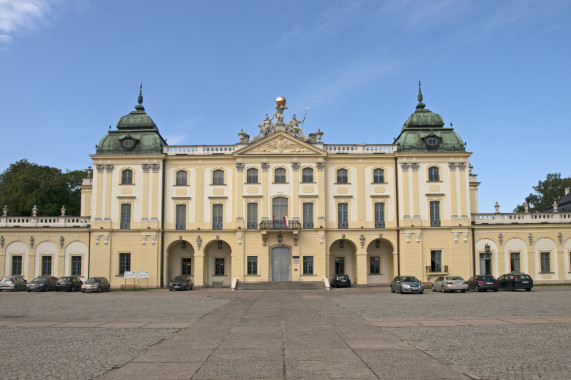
left=331, top=274, right=351, bottom=288
left=391, top=276, right=424, bottom=294
left=497, top=273, right=533, bottom=291
left=169, top=275, right=193, bottom=291
left=467, top=275, right=499, bottom=292
left=56, top=276, right=83, bottom=292
left=27, top=276, right=58, bottom=292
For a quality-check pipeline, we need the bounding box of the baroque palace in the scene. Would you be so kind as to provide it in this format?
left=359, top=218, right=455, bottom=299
left=2, top=86, right=571, bottom=288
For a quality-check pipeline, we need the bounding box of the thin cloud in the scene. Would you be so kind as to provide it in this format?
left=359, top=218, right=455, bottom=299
left=0, top=0, right=52, bottom=49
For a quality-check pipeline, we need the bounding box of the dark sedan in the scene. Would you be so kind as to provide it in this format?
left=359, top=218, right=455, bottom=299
left=56, top=276, right=83, bottom=292
left=27, top=276, right=58, bottom=292
left=169, top=275, right=193, bottom=291
left=467, top=275, right=499, bottom=292
left=498, top=273, right=533, bottom=291
left=331, top=275, right=351, bottom=288
left=391, top=276, right=424, bottom=294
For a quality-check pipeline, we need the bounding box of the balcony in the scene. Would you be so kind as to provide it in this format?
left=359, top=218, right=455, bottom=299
left=426, top=265, right=449, bottom=274
left=259, top=220, right=301, bottom=230
left=375, top=221, right=385, bottom=228
left=212, top=222, right=223, bottom=230
left=246, top=222, right=258, bottom=229
left=303, top=222, right=314, bottom=229
left=430, top=219, right=441, bottom=227
left=338, top=222, right=348, bottom=229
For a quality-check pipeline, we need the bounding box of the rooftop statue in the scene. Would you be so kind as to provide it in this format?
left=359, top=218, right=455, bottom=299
left=250, top=97, right=311, bottom=142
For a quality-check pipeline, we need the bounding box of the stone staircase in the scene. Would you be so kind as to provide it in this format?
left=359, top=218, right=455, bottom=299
left=235, top=281, right=326, bottom=290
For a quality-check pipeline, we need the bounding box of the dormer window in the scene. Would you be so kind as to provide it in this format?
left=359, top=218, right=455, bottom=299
left=121, top=169, right=133, bottom=185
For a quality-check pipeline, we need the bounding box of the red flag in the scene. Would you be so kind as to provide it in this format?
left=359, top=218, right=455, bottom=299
left=283, top=216, right=288, bottom=227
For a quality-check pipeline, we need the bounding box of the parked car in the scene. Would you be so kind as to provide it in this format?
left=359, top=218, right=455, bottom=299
left=0, top=276, right=28, bottom=291
left=331, top=274, right=351, bottom=288
left=497, top=273, right=533, bottom=291
left=27, top=276, right=58, bottom=292
left=432, top=276, right=468, bottom=293
left=81, top=277, right=110, bottom=293
left=169, top=275, right=193, bottom=291
left=391, top=276, right=424, bottom=294
left=56, top=276, right=83, bottom=292
left=467, top=275, right=499, bottom=292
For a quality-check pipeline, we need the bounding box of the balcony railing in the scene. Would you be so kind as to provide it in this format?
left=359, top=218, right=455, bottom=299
left=430, top=219, right=441, bottom=227
left=246, top=222, right=258, bottom=229
left=426, top=265, right=449, bottom=274
left=375, top=221, right=385, bottom=228
left=259, top=220, right=301, bottom=230
left=212, top=222, right=223, bottom=230
left=338, top=222, right=348, bottom=229
left=303, top=222, right=314, bottom=229
left=0, top=215, right=90, bottom=228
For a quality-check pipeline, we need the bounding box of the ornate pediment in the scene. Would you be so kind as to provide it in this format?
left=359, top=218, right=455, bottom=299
left=235, top=132, right=325, bottom=156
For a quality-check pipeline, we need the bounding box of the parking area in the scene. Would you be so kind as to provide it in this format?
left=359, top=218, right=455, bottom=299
left=0, top=286, right=570, bottom=379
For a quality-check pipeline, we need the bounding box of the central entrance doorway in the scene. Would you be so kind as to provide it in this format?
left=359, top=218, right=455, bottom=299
left=271, top=246, right=290, bottom=282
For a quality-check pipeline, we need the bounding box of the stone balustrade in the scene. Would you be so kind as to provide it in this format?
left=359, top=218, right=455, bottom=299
left=324, top=144, right=397, bottom=153
left=472, top=212, right=571, bottom=224
left=0, top=216, right=90, bottom=228
left=165, top=145, right=236, bottom=155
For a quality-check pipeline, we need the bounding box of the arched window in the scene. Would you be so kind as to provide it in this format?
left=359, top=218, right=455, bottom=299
left=336, top=168, right=348, bottom=184
left=275, top=168, right=286, bottom=183
left=213, top=169, right=224, bottom=185
left=302, top=167, right=314, bottom=183
left=176, top=170, right=188, bottom=186
left=246, top=168, right=258, bottom=183
left=373, top=168, right=384, bottom=183
left=428, top=166, right=440, bottom=182
left=121, top=169, right=133, bottom=185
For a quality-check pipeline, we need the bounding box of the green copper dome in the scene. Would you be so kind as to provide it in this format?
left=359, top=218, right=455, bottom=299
left=96, top=85, right=167, bottom=155
left=394, top=84, right=465, bottom=153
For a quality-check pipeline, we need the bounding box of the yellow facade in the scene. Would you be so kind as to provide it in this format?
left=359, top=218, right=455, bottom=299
left=1, top=93, right=570, bottom=287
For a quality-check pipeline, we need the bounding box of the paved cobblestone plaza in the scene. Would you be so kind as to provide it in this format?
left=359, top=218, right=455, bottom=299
left=1, top=287, right=569, bottom=379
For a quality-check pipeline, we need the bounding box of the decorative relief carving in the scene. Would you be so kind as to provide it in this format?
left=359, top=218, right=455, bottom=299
left=142, top=164, right=151, bottom=172
left=401, top=163, right=410, bottom=170
left=235, top=163, right=244, bottom=171
left=411, top=163, right=419, bottom=171
left=453, top=232, right=458, bottom=243
left=463, top=232, right=469, bottom=243
left=291, top=162, right=300, bottom=170
left=458, top=163, right=466, bottom=171
left=261, top=163, right=269, bottom=171
left=105, top=164, right=114, bottom=172
left=151, top=164, right=161, bottom=172
left=252, top=136, right=312, bottom=154
left=96, top=164, right=105, bottom=172
left=316, top=162, right=325, bottom=171
left=415, top=233, right=421, bottom=243
left=449, top=163, right=457, bottom=170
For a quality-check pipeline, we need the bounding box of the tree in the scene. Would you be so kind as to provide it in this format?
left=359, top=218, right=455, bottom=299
left=514, top=173, right=571, bottom=213
left=0, top=159, right=87, bottom=216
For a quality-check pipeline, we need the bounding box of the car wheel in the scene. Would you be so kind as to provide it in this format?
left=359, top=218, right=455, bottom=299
left=475, top=285, right=480, bottom=292
left=98, top=287, right=101, bottom=293
left=461, top=290, right=466, bottom=293
left=431, top=285, right=435, bottom=292
left=494, top=289, right=498, bottom=292
left=70, top=286, right=75, bottom=292
left=526, top=288, right=532, bottom=292
left=169, top=288, right=173, bottom=291
left=506, top=283, right=513, bottom=291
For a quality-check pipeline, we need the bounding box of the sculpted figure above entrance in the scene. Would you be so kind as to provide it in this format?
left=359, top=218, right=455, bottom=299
left=251, top=97, right=312, bottom=143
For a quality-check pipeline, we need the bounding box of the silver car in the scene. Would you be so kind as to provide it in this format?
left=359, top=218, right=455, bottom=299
left=431, top=276, right=468, bottom=293
left=391, top=276, right=424, bottom=294
left=0, top=276, right=28, bottom=291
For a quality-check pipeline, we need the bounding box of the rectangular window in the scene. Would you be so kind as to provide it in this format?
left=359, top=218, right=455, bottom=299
left=430, top=250, right=442, bottom=272
left=214, top=258, right=225, bottom=275
left=247, top=256, right=258, bottom=275
left=337, top=169, right=348, bottom=184
left=338, top=203, right=348, bottom=229
left=247, top=203, right=258, bottom=229
left=303, top=256, right=314, bottom=275
left=303, top=203, right=314, bottom=228
left=510, top=252, right=521, bottom=273
left=119, top=253, right=131, bottom=275
left=374, top=202, right=385, bottom=228
left=430, top=201, right=441, bottom=227
left=540, top=252, right=551, bottom=273
left=302, top=168, right=313, bottom=183
left=275, top=168, right=286, bottom=183
left=212, top=204, right=223, bottom=230
left=369, top=256, right=381, bottom=274
left=479, top=252, right=492, bottom=275
left=176, top=204, right=186, bottom=230
left=246, top=169, right=258, bottom=184
left=71, top=256, right=82, bottom=276
left=11, top=256, right=22, bottom=275
left=41, top=256, right=52, bottom=276
left=181, top=258, right=191, bottom=275
left=120, top=203, right=131, bottom=229
left=334, top=257, right=345, bottom=275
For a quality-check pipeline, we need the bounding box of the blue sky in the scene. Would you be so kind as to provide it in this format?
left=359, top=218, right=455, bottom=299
left=1, top=0, right=569, bottom=213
